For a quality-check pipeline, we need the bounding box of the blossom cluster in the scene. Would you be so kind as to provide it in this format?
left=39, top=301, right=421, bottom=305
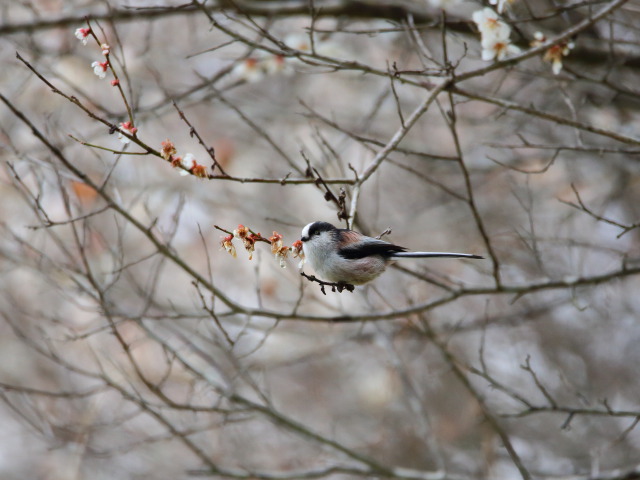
left=161, top=139, right=208, bottom=178
left=76, top=26, right=140, bottom=146
left=531, top=32, right=575, bottom=75
left=472, top=8, right=520, bottom=62
left=232, top=55, right=292, bottom=83
left=220, top=224, right=305, bottom=269
left=76, top=27, right=116, bottom=81
left=231, top=34, right=337, bottom=83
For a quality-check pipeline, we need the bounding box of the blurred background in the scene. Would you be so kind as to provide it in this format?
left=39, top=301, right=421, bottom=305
left=1, top=0, right=640, bottom=479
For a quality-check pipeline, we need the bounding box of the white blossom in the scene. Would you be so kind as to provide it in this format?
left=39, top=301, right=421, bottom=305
left=532, top=32, right=575, bottom=75
left=473, top=8, right=511, bottom=39
left=481, top=36, right=521, bottom=61
left=472, top=8, right=519, bottom=62
left=180, top=153, right=197, bottom=175
left=117, top=122, right=137, bottom=145
left=262, top=55, right=294, bottom=76
left=232, top=58, right=265, bottom=83
left=75, top=28, right=91, bottom=45
left=284, top=34, right=312, bottom=53
left=91, top=60, right=108, bottom=79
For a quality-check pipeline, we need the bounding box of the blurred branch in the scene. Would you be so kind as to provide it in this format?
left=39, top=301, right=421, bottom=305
left=2, top=1, right=638, bottom=69
left=486, top=141, right=640, bottom=156
left=420, top=316, right=532, bottom=480
left=451, top=86, right=640, bottom=147
left=9, top=84, right=639, bottom=325
left=300, top=100, right=459, bottom=162
left=502, top=405, right=640, bottom=420
left=15, top=54, right=354, bottom=185
left=0, top=382, right=106, bottom=398
left=226, top=265, right=640, bottom=321
left=4, top=0, right=640, bottom=476
left=0, top=2, right=442, bottom=36
left=172, top=101, right=228, bottom=175
left=560, top=184, right=640, bottom=238
left=444, top=88, right=502, bottom=287
left=347, top=79, right=451, bottom=228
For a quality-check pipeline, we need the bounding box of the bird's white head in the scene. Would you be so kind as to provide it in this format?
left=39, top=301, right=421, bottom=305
left=300, top=221, right=338, bottom=259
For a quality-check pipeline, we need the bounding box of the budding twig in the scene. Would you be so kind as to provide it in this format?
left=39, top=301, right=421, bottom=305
left=172, top=101, right=228, bottom=176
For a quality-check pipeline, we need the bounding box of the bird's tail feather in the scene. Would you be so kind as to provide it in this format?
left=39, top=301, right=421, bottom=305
left=391, top=252, right=483, bottom=259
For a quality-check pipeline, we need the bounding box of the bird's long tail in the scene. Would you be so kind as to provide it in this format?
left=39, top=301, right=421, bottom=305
left=391, top=252, right=483, bottom=259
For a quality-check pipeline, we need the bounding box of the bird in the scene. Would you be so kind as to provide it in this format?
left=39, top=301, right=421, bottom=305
left=300, top=221, right=483, bottom=285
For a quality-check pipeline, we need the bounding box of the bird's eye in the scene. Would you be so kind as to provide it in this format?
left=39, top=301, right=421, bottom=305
left=314, top=231, right=321, bottom=236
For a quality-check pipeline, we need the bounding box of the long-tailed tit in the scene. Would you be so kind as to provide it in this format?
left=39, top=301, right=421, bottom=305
left=301, top=221, right=483, bottom=285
